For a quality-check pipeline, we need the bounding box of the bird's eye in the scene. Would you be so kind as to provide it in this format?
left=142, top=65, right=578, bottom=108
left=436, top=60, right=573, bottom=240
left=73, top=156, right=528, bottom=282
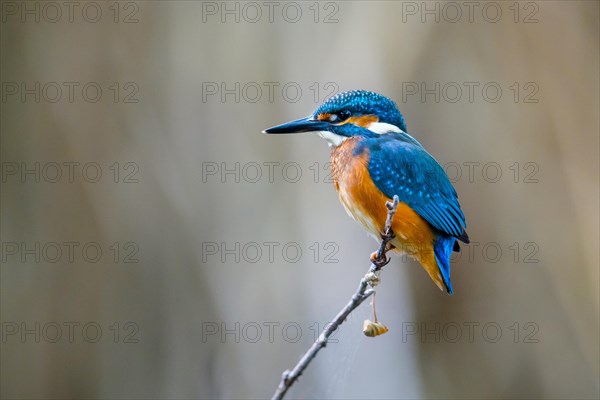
left=329, top=110, right=351, bottom=123
left=338, top=110, right=351, bottom=120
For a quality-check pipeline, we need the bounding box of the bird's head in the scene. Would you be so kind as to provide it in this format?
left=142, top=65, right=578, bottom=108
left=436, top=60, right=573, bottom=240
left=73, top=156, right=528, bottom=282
left=263, top=90, right=408, bottom=147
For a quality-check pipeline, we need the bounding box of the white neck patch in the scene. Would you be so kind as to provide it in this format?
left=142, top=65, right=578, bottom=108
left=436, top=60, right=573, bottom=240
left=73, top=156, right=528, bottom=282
left=311, top=122, right=405, bottom=147
left=366, top=122, right=403, bottom=134
left=315, top=130, right=348, bottom=147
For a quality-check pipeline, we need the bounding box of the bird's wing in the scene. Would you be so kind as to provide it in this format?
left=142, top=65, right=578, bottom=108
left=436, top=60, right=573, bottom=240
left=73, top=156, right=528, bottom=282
left=366, top=135, right=469, bottom=242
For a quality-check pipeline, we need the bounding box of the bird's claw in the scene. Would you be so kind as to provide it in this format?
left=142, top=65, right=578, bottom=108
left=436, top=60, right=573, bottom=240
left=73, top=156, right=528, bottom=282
left=370, top=251, right=391, bottom=269
left=381, top=230, right=395, bottom=242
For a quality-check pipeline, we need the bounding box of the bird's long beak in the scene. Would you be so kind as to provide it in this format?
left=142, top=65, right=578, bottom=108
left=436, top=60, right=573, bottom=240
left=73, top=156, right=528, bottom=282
left=263, top=116, right=330, bottom=134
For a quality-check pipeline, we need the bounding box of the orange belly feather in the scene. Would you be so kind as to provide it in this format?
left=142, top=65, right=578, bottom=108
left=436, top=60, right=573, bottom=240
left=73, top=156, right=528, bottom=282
left=330, top=138, right=446, bottom=291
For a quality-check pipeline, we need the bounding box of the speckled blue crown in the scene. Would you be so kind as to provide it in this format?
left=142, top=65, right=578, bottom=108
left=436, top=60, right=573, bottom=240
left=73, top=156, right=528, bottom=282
left=314, top=90, right=407, bottom=132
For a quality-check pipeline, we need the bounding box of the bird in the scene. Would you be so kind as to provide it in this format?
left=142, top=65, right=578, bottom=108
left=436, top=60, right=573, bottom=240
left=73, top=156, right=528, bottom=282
left=263, top=90, right=469, bottom=294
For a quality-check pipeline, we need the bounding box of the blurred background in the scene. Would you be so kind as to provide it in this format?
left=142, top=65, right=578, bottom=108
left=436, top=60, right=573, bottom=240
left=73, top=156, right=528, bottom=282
left=1, top=1, right=598, bottom=399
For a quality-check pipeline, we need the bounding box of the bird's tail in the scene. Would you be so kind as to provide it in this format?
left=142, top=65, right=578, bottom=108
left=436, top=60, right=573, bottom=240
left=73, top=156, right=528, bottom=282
left=433, top=235, right=455, bottom=294
left=418, top=235, right=456, bottom=294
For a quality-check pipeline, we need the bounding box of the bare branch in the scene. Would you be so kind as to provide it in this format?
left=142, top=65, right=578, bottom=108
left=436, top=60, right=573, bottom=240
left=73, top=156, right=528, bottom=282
left=271, top=195, right=400, bottom=400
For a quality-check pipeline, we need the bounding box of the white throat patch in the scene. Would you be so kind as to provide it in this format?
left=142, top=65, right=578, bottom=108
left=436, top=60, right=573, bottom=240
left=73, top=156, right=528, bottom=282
left=314, top=130, right=348, bottom=147
left=311, top=122, right=404, bottom=147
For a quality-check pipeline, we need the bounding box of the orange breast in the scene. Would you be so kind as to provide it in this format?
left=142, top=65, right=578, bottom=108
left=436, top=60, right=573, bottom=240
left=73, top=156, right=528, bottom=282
left=330, top=138, right=446, bottom=291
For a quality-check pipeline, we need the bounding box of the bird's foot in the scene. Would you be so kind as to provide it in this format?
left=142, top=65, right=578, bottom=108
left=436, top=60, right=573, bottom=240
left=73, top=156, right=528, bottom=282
left=370, top=244, right=394, bottom=269
left=370, top=251, right=390, bottom=269
left=381, top=230, right=395, bottom=242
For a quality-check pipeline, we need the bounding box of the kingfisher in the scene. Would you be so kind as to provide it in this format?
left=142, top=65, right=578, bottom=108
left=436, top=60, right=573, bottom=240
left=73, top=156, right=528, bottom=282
left=263, top=90, right=469, bottom=294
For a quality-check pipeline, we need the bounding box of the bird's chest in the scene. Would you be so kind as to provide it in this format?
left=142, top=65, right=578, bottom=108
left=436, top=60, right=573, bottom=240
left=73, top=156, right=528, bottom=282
left=330, top=139, right=386, bottom=238
left=330, top=139, right=358, bottom=192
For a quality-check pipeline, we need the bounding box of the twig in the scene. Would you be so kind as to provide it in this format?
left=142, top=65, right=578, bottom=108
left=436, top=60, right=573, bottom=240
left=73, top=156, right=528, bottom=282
left=271, top=195, right=400, bottom=400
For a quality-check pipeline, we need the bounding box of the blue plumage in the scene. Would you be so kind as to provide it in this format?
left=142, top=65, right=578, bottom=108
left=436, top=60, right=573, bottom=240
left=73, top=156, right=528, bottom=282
left=362, top=134, right=469, bottom=243
left=315, top=90, right=407, bottom=132
left=434, top=235, right=457, bottom=294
